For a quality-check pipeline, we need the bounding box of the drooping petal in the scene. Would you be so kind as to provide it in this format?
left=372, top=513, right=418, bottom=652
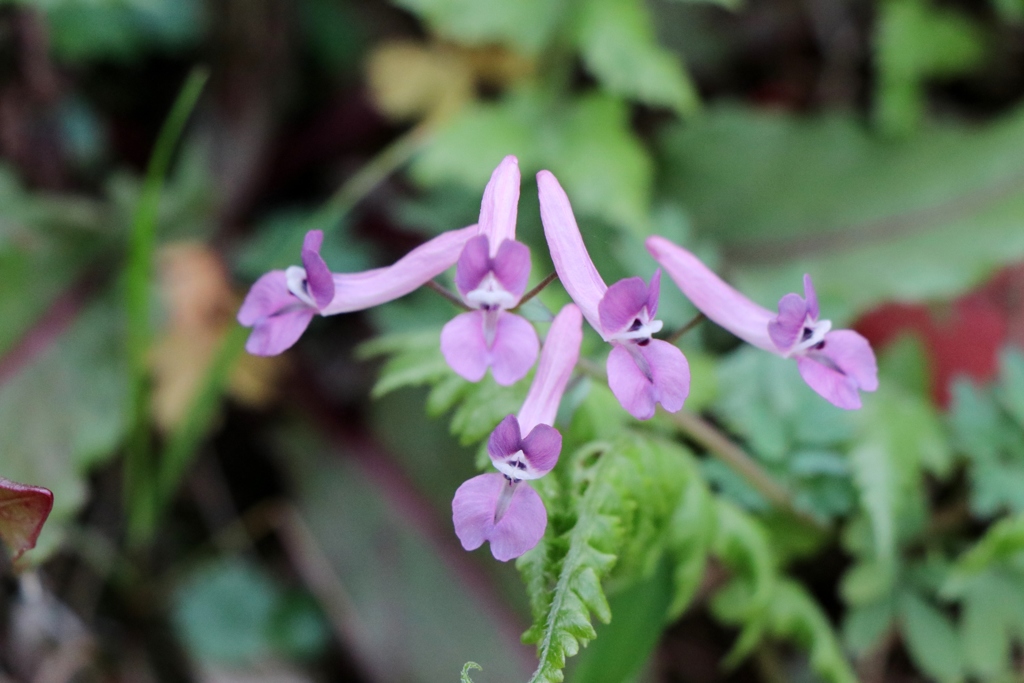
left=238, top=271, right=296, bottom=326
left=478, top=155, right=521, bottom=251
left=452, top=474, right=547, bottom=561
left=520, top=424, right=562, bottom=477
left=599, top=277, right=650, bottom=336
left=797, top=330, right=879, bottom=409
left=768, top=293, right=809, bottom=352
left=245, top=307, right=315, bottom=356
left=517, top=304, right=584, bottom=433
left=491, top=239, right=531, bottom=300
left=487, top=414, right=522, bottom=460
left=440, top=311, right=491, bottom=382
left=538, top=171, right=607, bottom=333
left=646, top=236, right=776, bottom=352
left=606, top=339, right=690, bottom=420
left=804, top=274, right=819, bottom=319
left=488, top=481, right=546, bottom=561
left=321, top=225, right=479, bottom=314
left=489, top=312, right=540, bottom=386
left=301, top=230, right=335, bottom=309
left=238, top=270, right=316, bottom=356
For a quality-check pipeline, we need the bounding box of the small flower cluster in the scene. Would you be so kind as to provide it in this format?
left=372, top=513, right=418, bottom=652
left=238, top=156, right=878, bottom=561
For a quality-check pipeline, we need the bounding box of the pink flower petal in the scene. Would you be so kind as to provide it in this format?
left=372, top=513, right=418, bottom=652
left=606, top=339, right=690, bottom=420
left=538, top=171, right=607, bottom=333
left=0, top=477, right=53, bottom=561
left=599, top=277, right=650, bottom=335
left=490, top=312, right=540, bottom=386
left=487, top=415, right=522, bottom=460
left=492, top=239, right=531, bottom=300
left=768, top=293, right=808, bottom=352
left=452, top=474, right=547, bottom=562
left=517, top=304, right=584, bottom=433
left=646, top=236, right=777, bottom=352
left=489, top=482, right=546, bottom=561
left=301, top=230, right=335, bottom=309
left=478, top=156, right=521, bottom=251
left=454, top=234, right=492, bottom=298
left=245, top=307, right=315, bottom=356
left=238, top=271, right=295, bottom=326
left=804, top=274, right=819, bottom=319
left=322, top=225, right=479, bottom=314
left=797, top=330, right=879, bottom=409
left=238, top=270, right=316, bottom=356
left=440, top=311, right=490, bottom=382
left=520, top=424, right=561, bottom=476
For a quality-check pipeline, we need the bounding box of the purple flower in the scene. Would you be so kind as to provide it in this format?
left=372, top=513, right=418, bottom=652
left=238, top=226, right=478, bottom=356
left=441, top=156, right=539, bottom=385
left=537, top=170, right=690, bottom=420
left=452, top=303, right=583, bottom=561
left=646, top=236, right=879, bottom=410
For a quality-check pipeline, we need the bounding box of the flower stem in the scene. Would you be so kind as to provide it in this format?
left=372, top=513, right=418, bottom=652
left=515, top=271, right=559, bottom=308
left=668, top=410, right=827, bottom=531
left=665, top=312, right=706, bottom=345
left=426, top=280, right=470, bottom=310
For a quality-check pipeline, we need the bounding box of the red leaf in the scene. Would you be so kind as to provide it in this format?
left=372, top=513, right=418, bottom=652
left=0, top=477, right=54, bottom=561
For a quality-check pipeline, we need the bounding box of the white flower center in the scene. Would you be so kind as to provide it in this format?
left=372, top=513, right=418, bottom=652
left=465, top=273, right=517, bottom=310
left=786, top=317, right=832, bottom=357
left=607, top=313, right=663, bottom=344
left=285, top=266, right=318, bottom=308
left=494, top=449, right=538, bottom=481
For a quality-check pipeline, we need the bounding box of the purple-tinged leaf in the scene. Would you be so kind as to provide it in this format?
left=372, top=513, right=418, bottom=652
left=0, top=477, right=53, bottom=561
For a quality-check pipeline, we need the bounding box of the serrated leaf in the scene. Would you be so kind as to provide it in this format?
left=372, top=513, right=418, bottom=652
left=849, top=386, right=945, bottom=565
left=575, top=0, right=698, bottom=115
left=521, top=435, right=691, bottom=683
left=0, top=477, right=54, bottom=562
left=358, top=328, right=451, bottom=398
left=665, top=470, right=716, bottom=619
left=899, top=590, right=964, bottom=683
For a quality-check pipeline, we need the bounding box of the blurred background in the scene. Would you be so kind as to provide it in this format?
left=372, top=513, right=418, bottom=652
left=3, top=0, right=1024, bottom=681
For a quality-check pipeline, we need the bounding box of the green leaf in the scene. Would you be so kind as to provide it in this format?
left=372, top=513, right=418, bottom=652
left=391, top=0, right=567, bottom=55
left=898, top=590, right=964, bottom=683
left=358, top=328, right=452, bottom=398
left=947, top=514, right=1024, bottom=581
left=0, top=294, right=128, bottom=559
left=664, top=470, right=717, bottom=619
left=568, top=560, right=673, bottom=683
left=574, top=0, right=698, bottom=115
left=997, top=348, right=1024, bottom=429
left=462, top=662, right=483, bottom=683
left=521, top=435, right=691, bottom=683
left=658, top=106, right=1024, bottom=321
left=842, top=595, right=896, bottom=655
left=848, top=386, right=946, bottom=565
left=875, top=0, right=986, bottom=134
left=764, top=580, right=857, bottom=683
left=173, top=559, right=284, bottom=665
left=414, top=91, right=653, bottom=233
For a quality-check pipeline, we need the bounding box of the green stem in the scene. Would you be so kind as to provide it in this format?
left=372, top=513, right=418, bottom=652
left=669, top=410, right=826, bottom=531
left=124, top=67, right=209, bottom=546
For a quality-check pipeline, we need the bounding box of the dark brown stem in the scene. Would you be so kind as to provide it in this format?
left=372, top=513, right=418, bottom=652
left=515, top=271, right=559, bottom=309
left=426, top=280, right=470, bottom=310
left=665, top=312, right=706, bottom=345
